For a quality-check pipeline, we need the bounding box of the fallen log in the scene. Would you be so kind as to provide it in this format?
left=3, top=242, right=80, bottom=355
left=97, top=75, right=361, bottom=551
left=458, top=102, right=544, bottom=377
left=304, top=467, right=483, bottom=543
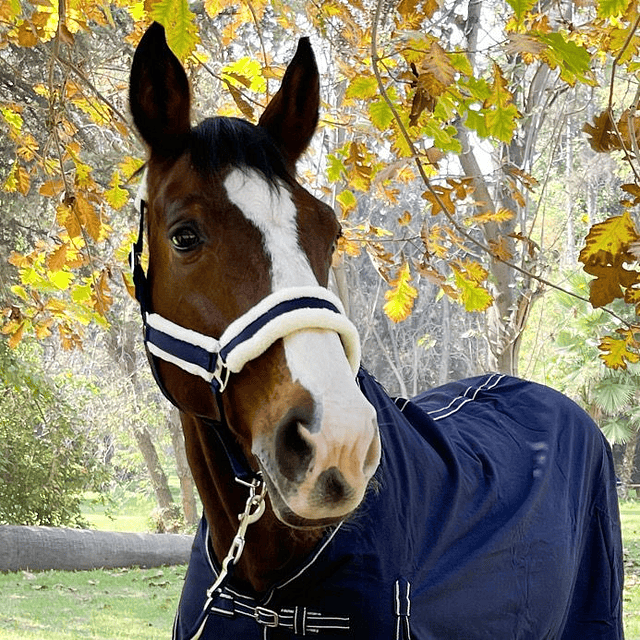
left=0, top=525, right=194, bottom=572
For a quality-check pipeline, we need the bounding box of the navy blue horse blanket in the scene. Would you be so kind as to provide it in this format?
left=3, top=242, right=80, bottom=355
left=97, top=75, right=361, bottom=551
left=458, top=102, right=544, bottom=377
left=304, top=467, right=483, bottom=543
left=173, top=370, right=624, bottom=639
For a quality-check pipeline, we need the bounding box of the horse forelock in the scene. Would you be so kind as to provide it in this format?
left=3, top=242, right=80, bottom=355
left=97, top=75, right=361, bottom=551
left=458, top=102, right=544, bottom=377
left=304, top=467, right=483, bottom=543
left=189, top=117, right=289, bottom=186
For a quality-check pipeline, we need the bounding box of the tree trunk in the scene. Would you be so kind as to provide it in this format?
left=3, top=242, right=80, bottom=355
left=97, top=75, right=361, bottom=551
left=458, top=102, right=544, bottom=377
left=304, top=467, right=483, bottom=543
left=565, top=113, right=575, bottom=265
left=168, top=408, right=199, bottom=526
left=0, top=525, right=193, bottom=571
left=619, top=428, right=640, bottom=500
left=438, top=296, right=451, bottom=385
left=132, top=424, right=180, bottom=532
left=105, top=319, right=179, bottom=531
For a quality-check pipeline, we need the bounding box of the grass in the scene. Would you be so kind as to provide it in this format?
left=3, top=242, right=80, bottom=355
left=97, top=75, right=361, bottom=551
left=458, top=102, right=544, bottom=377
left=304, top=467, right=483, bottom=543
left=81, top=490, right=157, bottom=533
left=0, top=499, right=638, bottom=638
left=622, top=501, right=640, bottom=639
left=0, top=566, right=184, bottom=640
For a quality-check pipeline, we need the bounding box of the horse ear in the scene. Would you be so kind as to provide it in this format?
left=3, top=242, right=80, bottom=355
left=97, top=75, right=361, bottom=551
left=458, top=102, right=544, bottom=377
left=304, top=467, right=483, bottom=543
left=129, top=22, right=191, bottom=158
left=258, top=37, right=319, bottom=171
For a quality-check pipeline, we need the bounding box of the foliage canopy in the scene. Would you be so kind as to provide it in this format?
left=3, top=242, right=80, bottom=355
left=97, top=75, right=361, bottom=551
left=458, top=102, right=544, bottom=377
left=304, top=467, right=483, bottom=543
left=0, top=0, right=638, bottom=371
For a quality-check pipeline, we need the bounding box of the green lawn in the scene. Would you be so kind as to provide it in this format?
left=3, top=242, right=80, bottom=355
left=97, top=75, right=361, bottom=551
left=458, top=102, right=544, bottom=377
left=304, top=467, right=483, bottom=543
left=81, top=490, right=157, bottom=533
left=622, top=501, right=640, bottom=639
left=0, top=500, right=638, bottom=639
left=0, top=566, right=184, bottom=640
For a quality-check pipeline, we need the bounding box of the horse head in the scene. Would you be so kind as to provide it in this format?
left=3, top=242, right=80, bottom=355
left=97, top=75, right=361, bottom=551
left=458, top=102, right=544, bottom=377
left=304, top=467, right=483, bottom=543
left=129, top=23, right=380, bottom=529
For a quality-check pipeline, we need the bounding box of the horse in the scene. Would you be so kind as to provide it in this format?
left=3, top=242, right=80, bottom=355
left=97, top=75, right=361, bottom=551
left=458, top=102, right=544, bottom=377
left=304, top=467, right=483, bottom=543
left=128, top=23, right=624, bottom=640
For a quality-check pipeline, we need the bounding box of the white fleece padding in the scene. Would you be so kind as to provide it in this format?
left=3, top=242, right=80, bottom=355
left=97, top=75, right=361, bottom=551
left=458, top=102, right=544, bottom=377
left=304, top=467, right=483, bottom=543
left=223, top=305, right=360, bottom=375
left=146, top=343, right=215, bottom=383
left=217, top=286, right=360, bottom=374
left=144, top=286, right=361, bottom=382
left=146, top=312, right=221, bottom=353
left=134, top=169, right=147, bottom=212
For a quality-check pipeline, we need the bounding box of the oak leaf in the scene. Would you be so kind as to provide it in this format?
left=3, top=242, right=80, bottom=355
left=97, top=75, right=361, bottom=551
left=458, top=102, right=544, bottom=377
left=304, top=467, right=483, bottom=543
left=578, top=212, right=639, bottom=265
left=583, top=110, right=619, bottom=152
left=47, top=244, right=69, bottom=272
left=583, top=262, right=640, bottom=307
left=470, top=208, right=516, bottom=225
left=598, top=331, right=640, bottom=369
left=151, top=0, right=200, bottom=61
left=383, top=261, right=418, bottom=322
left=452, top=264, right=493, bottom=312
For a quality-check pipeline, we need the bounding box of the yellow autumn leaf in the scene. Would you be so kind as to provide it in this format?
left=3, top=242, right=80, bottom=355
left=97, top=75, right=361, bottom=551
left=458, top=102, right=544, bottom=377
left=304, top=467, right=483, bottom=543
left=119, top=156, right=145, bottom=180
left=336, top=189, right=357, bottom=217
left=47, top=243, right=69, bottom=272
left=470, top=208, right=516, bottom=225
left=8, top=320, right=25, bottom=349
left=151, top=0, right=200, bottom=61
left=40, top=179, right=64, bottom=197
left=460, top=259, right=489, bottom=284
left=489, top=237, right=514, bottom=262
left=105, top=171, right=129, bottom=210
left=452, top=265, right=493, bottom=312
left=398, top=211, right=412, bottom=226
left=383, top=262, right=418, bottom=323
left=598, top=334, right=640, bottom=369
left=74, top=194, right=102, bottom=242
left=35, top=318, right=53, bottom=339
left=48, top=269, right=74, bottom=290
left=579, top=212, right=640, bottom=265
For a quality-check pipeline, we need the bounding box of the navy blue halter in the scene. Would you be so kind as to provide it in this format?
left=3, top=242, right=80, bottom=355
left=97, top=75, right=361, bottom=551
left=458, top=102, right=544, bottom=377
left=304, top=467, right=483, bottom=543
left=129, top=191, right=361, bottom=481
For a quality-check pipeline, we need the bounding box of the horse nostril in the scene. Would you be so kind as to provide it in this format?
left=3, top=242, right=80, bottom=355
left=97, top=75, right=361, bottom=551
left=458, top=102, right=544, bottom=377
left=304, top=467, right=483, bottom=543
left=314, top=467, right=354, bottom=505
left=275, top=417, right=315, bottom=483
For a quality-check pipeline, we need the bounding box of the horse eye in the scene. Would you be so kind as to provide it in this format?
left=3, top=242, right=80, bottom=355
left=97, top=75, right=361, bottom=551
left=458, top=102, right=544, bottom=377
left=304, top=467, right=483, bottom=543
left=171, top=227, right=200, bottom=251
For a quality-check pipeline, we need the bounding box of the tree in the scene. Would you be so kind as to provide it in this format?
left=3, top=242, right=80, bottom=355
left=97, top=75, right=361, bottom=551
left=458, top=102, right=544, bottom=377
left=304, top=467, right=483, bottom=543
left=0, top=0, right=638, bottom=376
left=0, top=340, right=109, bottom=526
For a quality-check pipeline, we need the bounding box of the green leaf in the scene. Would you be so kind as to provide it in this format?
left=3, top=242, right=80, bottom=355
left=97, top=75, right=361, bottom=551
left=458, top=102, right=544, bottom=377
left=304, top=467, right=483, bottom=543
left=346, top=75, right=379, bottom=100
left=597, top=0, right=630, bottom=17
left=336, top=189, right=357, bottom=215
left=71, top=283, right=92, bottom=303
left=484, top=103, right=519, bottom=143
left=593, top=377, right=634, bottom=413
left=150, top=0, right=200, bottom=61
left=600, top=417, right=632, bottom=444
left=368, top=99, right=394, bottom=130
left=424, top=121, right=462, bottom=153
left=453, top=267, right=493, bottom=312
left=463, top=109, right=488, bottom=137
left=326, top=154, right=346, bottom=182
left=505, top=0, right=536, bottom=20
left=538, top=33, right=593, bottom=86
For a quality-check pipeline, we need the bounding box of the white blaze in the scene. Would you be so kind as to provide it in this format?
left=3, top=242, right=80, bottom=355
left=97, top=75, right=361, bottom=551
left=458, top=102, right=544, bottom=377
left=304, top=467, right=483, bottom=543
left=223, top=168, right=352, bottom=394
left=224, top=168, right=379, bottom=519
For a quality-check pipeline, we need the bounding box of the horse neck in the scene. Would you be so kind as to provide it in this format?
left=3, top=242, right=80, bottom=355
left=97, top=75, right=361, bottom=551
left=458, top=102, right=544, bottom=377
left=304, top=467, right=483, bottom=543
left=180, top=412, right=324, bottom=595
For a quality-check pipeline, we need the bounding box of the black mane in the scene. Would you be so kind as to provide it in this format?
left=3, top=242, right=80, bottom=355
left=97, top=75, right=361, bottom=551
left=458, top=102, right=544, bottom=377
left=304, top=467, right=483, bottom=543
left=189, top=117, right=288, bottom=185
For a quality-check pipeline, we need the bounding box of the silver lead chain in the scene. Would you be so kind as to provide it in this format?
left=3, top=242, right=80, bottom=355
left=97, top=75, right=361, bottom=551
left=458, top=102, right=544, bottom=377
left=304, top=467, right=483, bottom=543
left=205, top=475, right=267, bottom=600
